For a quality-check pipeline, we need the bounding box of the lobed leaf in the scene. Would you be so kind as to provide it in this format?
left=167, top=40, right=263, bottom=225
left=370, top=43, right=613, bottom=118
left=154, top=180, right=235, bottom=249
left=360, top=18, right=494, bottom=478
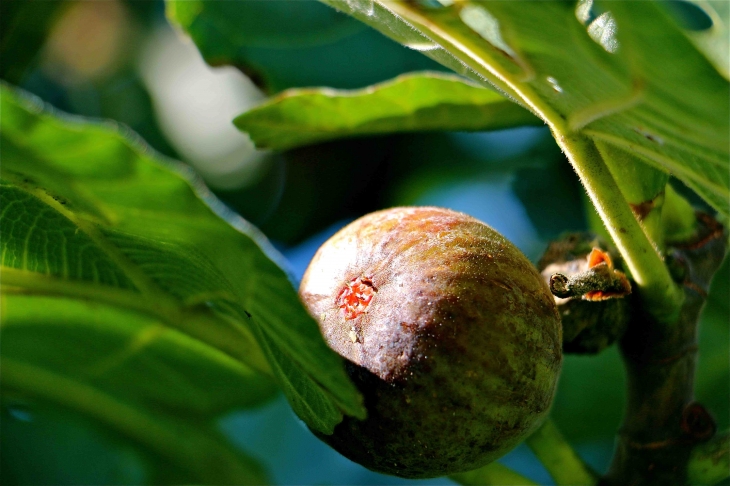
left=234, top=71, right=541, bottom=151
left=0, top=83, right=364, bottom=479
left=318, top=0, right=729, bottom=219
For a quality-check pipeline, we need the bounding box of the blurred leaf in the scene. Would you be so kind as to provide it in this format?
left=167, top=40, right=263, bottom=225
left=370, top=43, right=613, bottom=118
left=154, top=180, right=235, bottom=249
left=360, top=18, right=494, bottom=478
left=23, top=67, right=180, bottom=160
left=166, top=0, right=446, bottom=93
left=695, top=255, right=730, bottom=432
left=167, top=0, right=362, bottom=49
left=222, top=136, right=396, bottom=244
left=234, top=71, right=541, bottom=151
left=0, top=0, right=66, bottom=83
left=0, top=82, right=364, bottom=457
left=513, top=147, right=587, bottom=240
left=2, top=293, right=275, bottom=419
left=320, top=0, right=729, bottom=219
left=552, top=347, right=626, bottom=443
left=1, top=401, right=148, bottom=485
left=1, top=358, right=269, bottom=484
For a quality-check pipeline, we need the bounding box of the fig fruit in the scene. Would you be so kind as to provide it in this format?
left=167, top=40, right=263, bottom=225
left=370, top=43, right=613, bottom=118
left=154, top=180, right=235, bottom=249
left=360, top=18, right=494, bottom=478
left=299, top=207, right=562, bottom=478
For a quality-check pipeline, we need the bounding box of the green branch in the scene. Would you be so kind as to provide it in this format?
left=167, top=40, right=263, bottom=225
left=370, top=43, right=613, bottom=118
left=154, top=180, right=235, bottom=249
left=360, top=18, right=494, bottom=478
left=450, top=462, right=538, bottom=486
left=687, top=430, right=730, bottom=485
left=554, top=133, right=683, bottom=323
left=525, top=418, right=598, bottom=486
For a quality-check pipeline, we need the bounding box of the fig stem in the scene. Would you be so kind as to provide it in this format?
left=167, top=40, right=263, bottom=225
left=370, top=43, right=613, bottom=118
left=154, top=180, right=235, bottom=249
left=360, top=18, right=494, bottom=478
left=525, top=418, right=599, bottom=486
left=554, top=133, right=683, bottom=324
left=450, top=462, right=539, bottom=486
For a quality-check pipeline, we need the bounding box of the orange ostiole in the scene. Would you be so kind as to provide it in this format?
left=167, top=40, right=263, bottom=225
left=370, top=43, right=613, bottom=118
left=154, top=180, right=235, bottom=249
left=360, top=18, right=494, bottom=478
left=336, top=277, right=376, bottom=319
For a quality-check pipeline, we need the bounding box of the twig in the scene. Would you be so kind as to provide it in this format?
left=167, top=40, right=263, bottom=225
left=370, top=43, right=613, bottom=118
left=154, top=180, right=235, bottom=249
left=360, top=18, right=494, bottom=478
left=451, top=462, right=538, bottom=486
left=525, top=418, right=598, bottom=486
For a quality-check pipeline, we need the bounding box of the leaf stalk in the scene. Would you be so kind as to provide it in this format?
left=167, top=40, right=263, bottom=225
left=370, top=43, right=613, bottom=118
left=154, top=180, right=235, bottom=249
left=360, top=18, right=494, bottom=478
left=554, top=132, right=684, bottom=323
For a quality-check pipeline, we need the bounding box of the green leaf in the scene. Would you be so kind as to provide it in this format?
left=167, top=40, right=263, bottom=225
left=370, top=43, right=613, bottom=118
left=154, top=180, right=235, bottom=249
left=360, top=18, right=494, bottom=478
left=319, top=0, right=729, bottom=219
left=167, top=0, right=362, bottom=49
left=2, top=402, right=148, bottom=485
left=234, top=71, right=541, bottom=151
left=0, top=82, right=364, bottom=455
left=1, top=293, right=274, bottom=418
left=684, top=0, right=729, bottom=80
left=590, top=1, right=729, bottom=219
left=165, top=0, right=444, bottom=93
left=2, top=349, right=268, bottom=484
left=0, top=0, right=66, bottom=83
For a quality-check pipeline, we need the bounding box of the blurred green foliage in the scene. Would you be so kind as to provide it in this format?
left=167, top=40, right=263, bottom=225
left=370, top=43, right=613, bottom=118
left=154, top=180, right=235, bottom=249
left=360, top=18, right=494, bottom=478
left=0, top=0, right=66, bottom=83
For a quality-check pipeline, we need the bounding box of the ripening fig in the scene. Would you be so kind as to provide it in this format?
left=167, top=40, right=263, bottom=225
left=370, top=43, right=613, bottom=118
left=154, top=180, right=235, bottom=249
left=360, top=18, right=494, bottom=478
left=299, top=207, right=562, bottom=478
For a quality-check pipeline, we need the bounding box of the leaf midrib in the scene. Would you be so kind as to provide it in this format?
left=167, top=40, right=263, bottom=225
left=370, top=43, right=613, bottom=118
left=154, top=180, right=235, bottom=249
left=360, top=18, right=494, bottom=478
left=0, top=267, right=271, bottom=375
left=1, top=179, right=272, bottom=375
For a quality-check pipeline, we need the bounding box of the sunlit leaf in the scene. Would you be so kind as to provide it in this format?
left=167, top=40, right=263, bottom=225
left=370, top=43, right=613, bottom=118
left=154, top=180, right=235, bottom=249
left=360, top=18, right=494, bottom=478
left=235, top=71, right=541, bottom=151
left=318, top=0, right=729, bottom=219
left=0, top=83, right=364, bottom=465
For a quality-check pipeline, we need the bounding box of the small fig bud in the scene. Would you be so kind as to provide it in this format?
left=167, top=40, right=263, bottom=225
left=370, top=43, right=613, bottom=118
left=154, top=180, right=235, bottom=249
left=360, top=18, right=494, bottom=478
left=299, top=207, right=562, bottom=478
left=538, top=233, right=631, bottom=354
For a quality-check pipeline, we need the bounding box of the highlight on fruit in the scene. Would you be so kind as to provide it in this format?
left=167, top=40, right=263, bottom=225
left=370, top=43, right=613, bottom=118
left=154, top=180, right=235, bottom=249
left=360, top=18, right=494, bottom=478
left=299, top=206, right=563, bottom=478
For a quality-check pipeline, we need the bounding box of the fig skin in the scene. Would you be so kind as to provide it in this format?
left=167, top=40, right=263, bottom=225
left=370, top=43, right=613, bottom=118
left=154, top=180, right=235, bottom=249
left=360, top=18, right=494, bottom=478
left=299, top=207, right=562, bottom=478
